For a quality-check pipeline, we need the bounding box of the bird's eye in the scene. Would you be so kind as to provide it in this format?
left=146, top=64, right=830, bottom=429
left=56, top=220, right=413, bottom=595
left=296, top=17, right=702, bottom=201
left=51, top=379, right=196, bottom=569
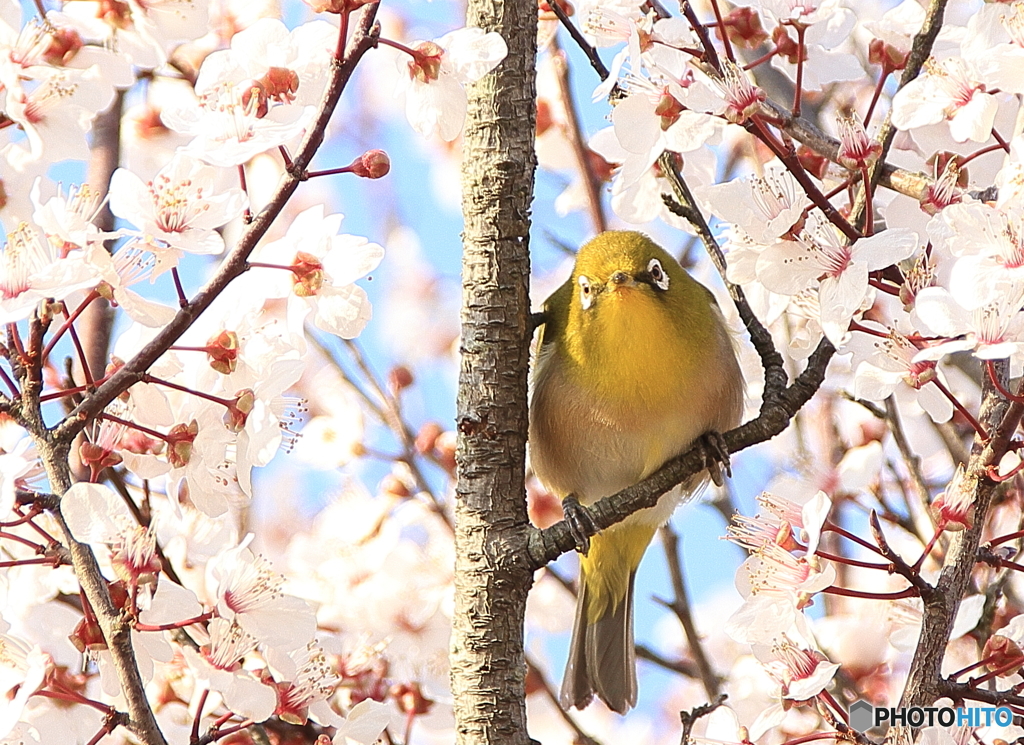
left=647, top=258, right=669, bottom=291
left=578, top=275, right=593, bottom=310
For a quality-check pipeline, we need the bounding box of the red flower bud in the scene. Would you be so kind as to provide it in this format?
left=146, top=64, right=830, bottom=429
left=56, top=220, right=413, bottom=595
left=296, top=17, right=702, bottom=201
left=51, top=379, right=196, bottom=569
left=350, top=150, right=391, bottom=179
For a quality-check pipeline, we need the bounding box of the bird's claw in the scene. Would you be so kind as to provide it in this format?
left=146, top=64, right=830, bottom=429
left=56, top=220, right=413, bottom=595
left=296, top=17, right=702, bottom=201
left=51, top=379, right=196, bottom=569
left=696, top=430, right=732, bottom=487
left=562, top=495, right=596, bottom=556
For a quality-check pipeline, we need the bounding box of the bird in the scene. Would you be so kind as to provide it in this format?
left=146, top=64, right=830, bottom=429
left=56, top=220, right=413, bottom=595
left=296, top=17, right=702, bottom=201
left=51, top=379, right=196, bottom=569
left=528, top=230, right=744, bottom=714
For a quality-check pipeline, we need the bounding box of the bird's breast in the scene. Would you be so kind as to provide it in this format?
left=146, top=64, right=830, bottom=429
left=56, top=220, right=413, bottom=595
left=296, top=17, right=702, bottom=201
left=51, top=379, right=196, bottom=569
left=529, top=291, right=743, bottom=508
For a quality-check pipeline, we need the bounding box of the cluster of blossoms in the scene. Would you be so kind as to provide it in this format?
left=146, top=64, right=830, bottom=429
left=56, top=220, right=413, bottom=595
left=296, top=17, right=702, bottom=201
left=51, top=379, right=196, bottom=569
left=0, top=0, right=507, bottom=741
left=6, top=0, right=1024, bottom=737
left=527, top=0, right=1024, bottom=741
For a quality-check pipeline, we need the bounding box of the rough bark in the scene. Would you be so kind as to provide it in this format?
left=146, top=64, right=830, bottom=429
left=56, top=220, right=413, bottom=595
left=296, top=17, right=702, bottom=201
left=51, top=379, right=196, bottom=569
left=451, top=0, right=537, bottom=739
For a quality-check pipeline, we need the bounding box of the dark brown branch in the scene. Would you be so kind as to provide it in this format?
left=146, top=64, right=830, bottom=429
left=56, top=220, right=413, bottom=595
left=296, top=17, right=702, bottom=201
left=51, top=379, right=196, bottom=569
left=679, top=695, right=728, bottom=745
left=451, top=0, right=538, bottom=737
left=884, top=396, right=937, bottom=545
left=756, top=97, right=933, bottom=203
left=867, top=511, right=937, bottom=599
left=37, top=10, right=382, bottom=745
left=635, top=644, right=703, bottom=678
left=548, top=0, right=610, bottom=80
left=77, top=91, right=123, bottom=397
left=939, top=679, right=1024, bottom=710
left=892, top=360, right=1019, bottom=744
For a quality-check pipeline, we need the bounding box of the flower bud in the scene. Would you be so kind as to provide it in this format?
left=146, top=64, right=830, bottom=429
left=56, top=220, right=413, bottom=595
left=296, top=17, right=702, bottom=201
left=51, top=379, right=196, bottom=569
left=388, top=365, right=414, bottom=392
left=350, top=150, right=391, bottom=179
left=415, top=422, right=444, bottom=454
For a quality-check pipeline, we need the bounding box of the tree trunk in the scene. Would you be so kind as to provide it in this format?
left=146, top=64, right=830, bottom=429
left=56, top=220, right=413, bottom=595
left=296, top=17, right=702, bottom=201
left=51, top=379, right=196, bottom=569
left=451, top=0, right=537, bottom=740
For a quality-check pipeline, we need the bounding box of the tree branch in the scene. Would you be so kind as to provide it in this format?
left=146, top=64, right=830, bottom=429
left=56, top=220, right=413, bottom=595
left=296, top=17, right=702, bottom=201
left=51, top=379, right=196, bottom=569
left=54, top=5, right=382, bottom=443
left=889, top=360, right=1020, bottom=745
left=658, top=525, right=721, bottom=700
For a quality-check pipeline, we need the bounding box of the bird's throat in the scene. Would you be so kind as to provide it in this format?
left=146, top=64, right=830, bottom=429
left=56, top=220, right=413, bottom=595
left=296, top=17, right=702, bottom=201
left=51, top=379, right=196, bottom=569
left=566, top=290, right=716, bottom=416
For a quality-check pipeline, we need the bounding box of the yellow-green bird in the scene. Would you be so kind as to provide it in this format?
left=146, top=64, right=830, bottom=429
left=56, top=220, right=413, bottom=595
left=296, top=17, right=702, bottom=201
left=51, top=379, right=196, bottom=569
left=529, top=230, right=744, bottom=714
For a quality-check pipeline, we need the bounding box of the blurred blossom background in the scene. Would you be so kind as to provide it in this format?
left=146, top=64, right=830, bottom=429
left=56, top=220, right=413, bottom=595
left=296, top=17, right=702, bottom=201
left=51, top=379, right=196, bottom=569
left=4, top=0, right=1024, bottom=740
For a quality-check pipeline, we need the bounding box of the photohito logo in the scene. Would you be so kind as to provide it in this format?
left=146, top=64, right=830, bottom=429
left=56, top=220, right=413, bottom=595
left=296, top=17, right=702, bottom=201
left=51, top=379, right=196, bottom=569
left=848, top=701, right=1014, bottom=731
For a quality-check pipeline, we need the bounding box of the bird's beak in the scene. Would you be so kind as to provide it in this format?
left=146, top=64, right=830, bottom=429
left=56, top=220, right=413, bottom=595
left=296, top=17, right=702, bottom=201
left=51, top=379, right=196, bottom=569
left=608, top=271, right=638, bottom=293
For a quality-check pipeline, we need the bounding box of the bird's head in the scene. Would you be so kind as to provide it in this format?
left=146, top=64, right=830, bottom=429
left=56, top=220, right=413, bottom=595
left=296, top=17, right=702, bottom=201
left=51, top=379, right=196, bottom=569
left=569, top=231, right=685, bottom=314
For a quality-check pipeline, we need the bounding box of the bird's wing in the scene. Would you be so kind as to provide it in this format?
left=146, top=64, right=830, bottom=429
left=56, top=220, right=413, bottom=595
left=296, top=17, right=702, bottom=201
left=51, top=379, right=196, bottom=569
left=535, top=277, right=573, bottom=353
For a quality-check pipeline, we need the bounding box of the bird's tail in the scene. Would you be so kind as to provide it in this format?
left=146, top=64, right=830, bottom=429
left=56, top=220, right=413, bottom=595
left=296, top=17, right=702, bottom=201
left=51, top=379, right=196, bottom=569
left=560, top=523, right=654, bottom=714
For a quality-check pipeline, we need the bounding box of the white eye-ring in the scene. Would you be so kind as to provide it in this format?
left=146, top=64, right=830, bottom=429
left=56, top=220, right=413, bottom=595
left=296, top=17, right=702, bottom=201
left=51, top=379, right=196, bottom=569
left=647, top=258, right=669, bottom=291
left=578, top=275, right=594, bottom=310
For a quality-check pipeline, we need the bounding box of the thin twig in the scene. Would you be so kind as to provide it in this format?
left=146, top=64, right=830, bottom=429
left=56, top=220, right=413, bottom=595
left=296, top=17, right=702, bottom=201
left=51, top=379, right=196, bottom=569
left=635, top=644, right=703, bottom=678
left=884, top=396, right=939, bottom=546
left=849, top=0, right=951, bottom=227
left=550, top=41, right=607, bottom=233
left=548, top=0, right=610, bottom=80
left=657, top=152, right=789, bottom=406
left=867, top=511, right=937, bottom=599
left=658, top=525, right=720, bottom=699
left=526, top=655, right=601, bottom=745
left=679, top=695, right=728, bottom=745
left=343, top=339, right=451, bottom=527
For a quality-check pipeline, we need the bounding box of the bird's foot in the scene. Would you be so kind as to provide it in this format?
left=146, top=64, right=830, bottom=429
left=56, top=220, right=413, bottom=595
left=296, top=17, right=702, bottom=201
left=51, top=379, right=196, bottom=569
left=561, top=495, right=596, bottom=556
left=696, top=430, right=732, bottom=487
